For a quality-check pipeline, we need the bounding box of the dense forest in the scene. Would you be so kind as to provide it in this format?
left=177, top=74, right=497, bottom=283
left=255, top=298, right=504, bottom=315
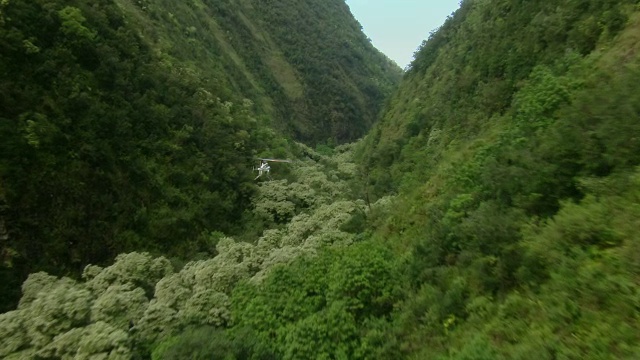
left=0, top=0, right=399, bottom=312
left=2, top=0, right=640, bottom=358
left=358, top=0, right=640, bottom=357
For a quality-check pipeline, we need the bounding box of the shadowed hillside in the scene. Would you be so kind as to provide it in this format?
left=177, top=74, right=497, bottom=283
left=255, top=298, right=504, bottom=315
left=0, top=0, right=399, bottom=311
left=357, top=0, right=640, bottom=357
left=114, top=0, right=401, bottom=143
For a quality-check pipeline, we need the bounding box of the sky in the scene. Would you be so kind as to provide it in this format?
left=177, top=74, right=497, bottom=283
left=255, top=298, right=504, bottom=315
left=345, top=0, right=461, bottom=69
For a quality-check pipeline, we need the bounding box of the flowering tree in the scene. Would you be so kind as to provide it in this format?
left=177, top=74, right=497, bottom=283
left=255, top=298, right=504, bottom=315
left=0, top=141, right=371, bottom=358
left=0, top=253, right=169, bottom=358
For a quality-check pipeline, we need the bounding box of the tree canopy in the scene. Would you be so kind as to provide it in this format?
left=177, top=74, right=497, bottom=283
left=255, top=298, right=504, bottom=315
left=0, top=0, right=399, bottom=311
left=2, top=0, right=640, bottom=358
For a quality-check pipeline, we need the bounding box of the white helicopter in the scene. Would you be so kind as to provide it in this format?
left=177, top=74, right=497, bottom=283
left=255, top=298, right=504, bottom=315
left=254, top=158, right=292, bottom=180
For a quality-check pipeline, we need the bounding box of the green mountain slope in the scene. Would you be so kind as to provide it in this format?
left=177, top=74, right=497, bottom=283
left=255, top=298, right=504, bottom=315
left=0, top=0, right=399, bottom=311
left=356, top=0, right=640, bottom=357
left=3, top=0, right=640, bottom=358
left=113, top=0, right=401, bottom=143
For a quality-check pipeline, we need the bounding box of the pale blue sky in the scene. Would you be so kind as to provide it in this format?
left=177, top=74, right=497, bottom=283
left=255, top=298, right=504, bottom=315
left=345, top=0, right=461, bottom=69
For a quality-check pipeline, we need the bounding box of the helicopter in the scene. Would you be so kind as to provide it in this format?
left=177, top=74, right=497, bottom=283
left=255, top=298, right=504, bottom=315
left=253, top=158, right=292, bottom=180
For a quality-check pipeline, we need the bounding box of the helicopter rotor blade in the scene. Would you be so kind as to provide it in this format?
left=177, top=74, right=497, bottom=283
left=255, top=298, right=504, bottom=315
left=257, top=158, right=292, bottom=163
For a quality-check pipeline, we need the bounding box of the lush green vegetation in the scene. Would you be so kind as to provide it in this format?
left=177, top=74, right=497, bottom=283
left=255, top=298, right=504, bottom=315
left=113, top=0, right=401, bottom=144
left=356, top=0, right=640, bottom=357
left=0, top=0, right=265, bottom=311
left=248, top=0, right=401, bottom=142
left=0, top=144, right=399, bottom=359
left=2, top=0, right=640, bottom=358
left=0, top=0, right=398, bottom=312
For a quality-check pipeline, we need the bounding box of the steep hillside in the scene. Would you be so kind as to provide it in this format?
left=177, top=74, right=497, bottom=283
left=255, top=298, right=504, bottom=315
left=113, top=0, right=401, bottom=143
left=356, top=0, right=640, bottom=357
left=361, top=0, right=635, bottom=196
left=247, top=0, right=401, bottom=142
left=0, top=143, right=395, bottom=359
left=0, top=0, right=399, bottom=311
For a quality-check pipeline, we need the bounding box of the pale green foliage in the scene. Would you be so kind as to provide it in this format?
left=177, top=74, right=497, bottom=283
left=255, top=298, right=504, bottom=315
left=82, top=264, right=104, bottom=280
left=187, top=238, right=255, bottom=294
left=181, top=289, right=231, bottom=327
left=91, top=284, right=148, bottom=331
left=367, top=195, right=397, bottom=216
left=250, top=200, right=360, bottom=282
left=153, top=273, right=192, bottom=310
left=245, top=144, right=362, bottom=282
left=252, top=229, right=283, bottom=260
left=281, top=201, right=358, bottom=247
left=0, top=310, right=27, bottom=357
left=84, top=252, right=173, bottom=297
left=303, top=228, right=354, bottom=249
left=37, top=321, right=131, bottom=359
left=75, top=322, right=131, bottom=359
left=251, top=230, right=297, bottom=282
left=139, top=287, right=229, bottom=343
left=23, top=277, right=92, bottom=348
left=294, top=161, right=348, bottom=202
left=138, top=238, right=255, bottom=341
left=252, top=246, right=306, bottom=283
left=287, top=181, right=319, bottom=208
left=81, top=253, right=171, bottom=349
left=136, top=300, right=179, bottom=344
left=279, top=213, right=311, bottom=246
left=0, top=252, right=176, bottom=357
left=1, top=275, right=131, bottom=359
left=252, top=143, right=357, bottom=227
left=18, top=271, right=59, bottom=309
left=137, top=144, right=363, bottom=344
left=332, top=143, right=358, bottom=176
left=4, top=350, right=36, bottom=360
left=0, top=142, right=367, bottom=357
left=253, top=180, right=298, bottom=223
